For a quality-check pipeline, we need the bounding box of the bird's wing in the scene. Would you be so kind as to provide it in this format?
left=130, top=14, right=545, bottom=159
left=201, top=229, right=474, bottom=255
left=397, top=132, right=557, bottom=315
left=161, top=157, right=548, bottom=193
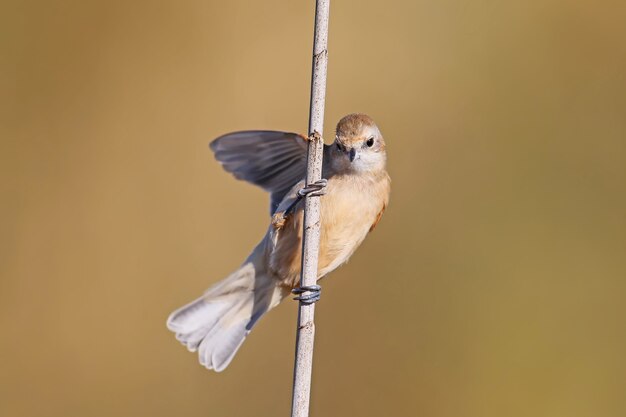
left=268, top=178, right=305, bottom=246
left=210, top=131, right=308, bottom=214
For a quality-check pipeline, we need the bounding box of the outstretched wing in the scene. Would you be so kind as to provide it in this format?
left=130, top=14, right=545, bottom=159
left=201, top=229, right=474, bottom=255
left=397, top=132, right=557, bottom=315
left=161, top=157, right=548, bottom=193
left=209, top=131, right=308, bottom=214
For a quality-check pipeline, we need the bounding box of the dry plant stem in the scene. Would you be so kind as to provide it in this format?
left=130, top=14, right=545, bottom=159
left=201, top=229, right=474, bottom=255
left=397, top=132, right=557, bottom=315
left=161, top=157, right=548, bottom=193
left=290, top=1, right=330, bottom=417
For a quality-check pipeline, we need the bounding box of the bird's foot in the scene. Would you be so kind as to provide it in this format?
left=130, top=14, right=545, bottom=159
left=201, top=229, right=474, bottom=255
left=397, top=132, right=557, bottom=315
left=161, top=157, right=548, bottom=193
left=297, top=178, right=328, bottom=198
left=273, top=179, right=327, bottom=230
left=292, top=284, right=321, bottom=305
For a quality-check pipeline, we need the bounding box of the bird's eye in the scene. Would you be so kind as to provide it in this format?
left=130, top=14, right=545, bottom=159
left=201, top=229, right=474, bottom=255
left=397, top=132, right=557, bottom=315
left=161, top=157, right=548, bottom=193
left=366, top=137, right=375, bottom=147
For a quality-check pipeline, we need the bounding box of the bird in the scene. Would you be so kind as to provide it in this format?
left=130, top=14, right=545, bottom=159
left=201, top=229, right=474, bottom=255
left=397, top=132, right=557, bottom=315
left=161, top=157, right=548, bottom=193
left=166, top=113, right=391, bottom=371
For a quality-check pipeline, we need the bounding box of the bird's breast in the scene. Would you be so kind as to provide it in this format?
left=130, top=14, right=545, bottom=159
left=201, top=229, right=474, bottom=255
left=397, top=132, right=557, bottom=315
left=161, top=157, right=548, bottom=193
left=268, top=172, right=389, bottom=288
left=317, top=173, right=389, bottom=277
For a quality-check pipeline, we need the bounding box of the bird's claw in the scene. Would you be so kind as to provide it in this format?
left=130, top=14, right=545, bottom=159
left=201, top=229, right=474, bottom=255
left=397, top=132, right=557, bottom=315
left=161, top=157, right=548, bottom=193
left=292, top=284, right=321, bottom=305
left=297, top=179, right=328, bottom=198
left=276, top=179, right=327, bottom=229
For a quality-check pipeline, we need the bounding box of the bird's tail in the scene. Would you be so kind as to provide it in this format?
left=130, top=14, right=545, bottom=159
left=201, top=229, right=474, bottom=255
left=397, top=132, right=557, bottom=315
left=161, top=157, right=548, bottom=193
left=166, top=262, right=286, bottom=371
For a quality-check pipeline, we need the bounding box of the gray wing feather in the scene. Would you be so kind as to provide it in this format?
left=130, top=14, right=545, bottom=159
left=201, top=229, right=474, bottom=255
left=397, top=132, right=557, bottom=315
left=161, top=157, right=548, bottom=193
left=210, top=131, right=308, bottom=213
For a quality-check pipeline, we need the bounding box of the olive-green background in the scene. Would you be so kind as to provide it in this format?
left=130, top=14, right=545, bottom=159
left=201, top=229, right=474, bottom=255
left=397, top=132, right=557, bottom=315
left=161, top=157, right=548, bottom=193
left=2, top=1, right=625, bottom=416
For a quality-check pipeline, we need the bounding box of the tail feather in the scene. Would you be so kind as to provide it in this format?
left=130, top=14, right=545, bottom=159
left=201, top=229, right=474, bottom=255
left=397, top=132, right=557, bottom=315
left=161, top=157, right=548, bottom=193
left=197, top=300, right=250, bottom=371
left=167, top=262, right=282, bottom=372
left=170, top=297, right=233, bottom=351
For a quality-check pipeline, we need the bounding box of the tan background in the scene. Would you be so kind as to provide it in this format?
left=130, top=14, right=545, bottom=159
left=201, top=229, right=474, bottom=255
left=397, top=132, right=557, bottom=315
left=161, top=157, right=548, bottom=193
left=2, top=1, right=625, bottom=416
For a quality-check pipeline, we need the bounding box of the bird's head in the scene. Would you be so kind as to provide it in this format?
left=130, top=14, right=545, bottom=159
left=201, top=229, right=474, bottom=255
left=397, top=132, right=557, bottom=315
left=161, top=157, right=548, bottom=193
left=330, top=113, right=386, bottom=173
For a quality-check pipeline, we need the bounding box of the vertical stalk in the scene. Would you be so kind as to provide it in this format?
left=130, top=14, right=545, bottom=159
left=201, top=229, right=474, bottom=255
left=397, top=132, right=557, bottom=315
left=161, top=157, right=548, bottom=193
left=290, top=1, right=330, bottom=417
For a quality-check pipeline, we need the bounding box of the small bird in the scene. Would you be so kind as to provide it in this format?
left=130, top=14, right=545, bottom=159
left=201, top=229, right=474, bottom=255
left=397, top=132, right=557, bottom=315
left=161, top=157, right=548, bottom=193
left=167, top=113, right=390, bottom=371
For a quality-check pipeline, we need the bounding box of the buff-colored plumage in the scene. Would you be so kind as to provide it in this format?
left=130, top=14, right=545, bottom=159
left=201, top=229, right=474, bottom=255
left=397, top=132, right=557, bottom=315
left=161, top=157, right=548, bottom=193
left=167, top=114, right=390, bottom=371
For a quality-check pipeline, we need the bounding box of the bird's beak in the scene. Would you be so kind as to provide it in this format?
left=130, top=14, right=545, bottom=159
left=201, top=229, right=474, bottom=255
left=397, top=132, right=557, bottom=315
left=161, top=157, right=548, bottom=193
left=349, top=148, right=357, bottom=162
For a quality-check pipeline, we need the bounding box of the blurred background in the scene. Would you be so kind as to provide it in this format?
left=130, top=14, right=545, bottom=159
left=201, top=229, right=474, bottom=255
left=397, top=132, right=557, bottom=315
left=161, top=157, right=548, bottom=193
left=2, top=1, right=625, bottom=416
